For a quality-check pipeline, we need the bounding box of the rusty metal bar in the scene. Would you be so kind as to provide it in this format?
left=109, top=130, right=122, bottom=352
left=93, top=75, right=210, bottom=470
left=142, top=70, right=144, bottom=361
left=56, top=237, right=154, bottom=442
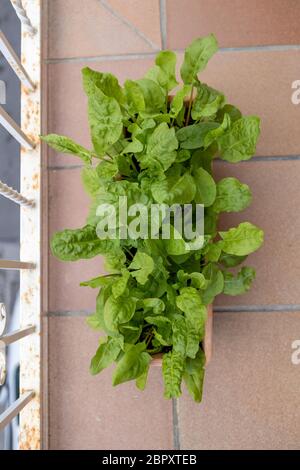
left=0, top=325, right=36, bottom=345
left=0, top=260, right=35, bottom=270
left=0, top=105, right=35, bottom=149
left=9, top=0, right=36, bottom=35
left=0, top=391, right=35, bottom=431
left=0, top=30, right=35, bottom=90
left=0, top=179, right=35, bottom=207
left=19, top=0, right=41, bottom=450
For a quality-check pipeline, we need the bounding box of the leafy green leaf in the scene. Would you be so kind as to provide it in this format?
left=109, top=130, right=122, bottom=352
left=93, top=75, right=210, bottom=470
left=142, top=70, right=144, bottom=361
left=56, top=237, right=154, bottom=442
left=193, top=167, right=216, bottom=207
left=90, top=336, right=123, bottom=375
left=104, top=295, right=136, bottom=331
left=192, top=82, right=225, bottom=120
left=124, top=79, right=145, bottom=115
left=41, top=134, right=92, bottom=164
left=140, top=122, right=178, bottom=170
left=223, top=266, right=256, bottom=295
left=202, top=263, right=224, bottom=305
left=218, top=116, right=260, bottom=162
left=80, top=275, right=117, bottom=289
left=172, top=316, right=187, bottom=356
left=129, top=252, right=154, bottom=285
left=112, top=343, right=151, bottom=386
left=176, top=288, right=207, bottom=357
left=162, top=351, right=184, bottom=398
left=51, top=225, right=117, bottom=261
left=219, top=253, right=247, bottom=268
left=136, top=78, right=165, bottom=113
left=87, top=88, right=123, bottom=155
left=180, top=34, right=218, bottom=84
left=82, top=67, right=124, bottom=104
left=112, top=270, right=130, bottom=298
left=213, top=177, right=252, bottom=213
left=170, top=85, right=191, bottom=118
left=176, top=122, right=220, bottom=149
left=81, top=165, right=101, bottom=196
left=146, top=50, right=178, bottom=92
left=219, top=222, right=264, bottom=256
left=183, top=348, right=206, bottom=402
left=163, top=225, right=188, bottom=256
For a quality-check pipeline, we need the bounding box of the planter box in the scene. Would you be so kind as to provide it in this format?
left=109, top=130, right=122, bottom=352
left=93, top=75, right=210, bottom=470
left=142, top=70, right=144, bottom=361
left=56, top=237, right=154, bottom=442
left=151, top=304, right=213, bottom=366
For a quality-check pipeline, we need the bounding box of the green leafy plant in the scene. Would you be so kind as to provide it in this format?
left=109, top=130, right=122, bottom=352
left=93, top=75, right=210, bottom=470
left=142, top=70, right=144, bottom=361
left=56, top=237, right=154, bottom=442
left=42, top=34, right=264, bottom=402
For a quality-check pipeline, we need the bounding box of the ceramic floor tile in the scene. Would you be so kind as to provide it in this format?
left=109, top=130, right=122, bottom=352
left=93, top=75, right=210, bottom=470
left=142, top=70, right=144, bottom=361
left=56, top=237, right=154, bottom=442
left=48, top=317, right=173, bottom=450
left=178, top=311, right=300, bottom=450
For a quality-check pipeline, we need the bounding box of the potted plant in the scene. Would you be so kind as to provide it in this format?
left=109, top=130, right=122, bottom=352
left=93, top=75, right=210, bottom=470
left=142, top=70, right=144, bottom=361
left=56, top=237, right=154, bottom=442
left=42, top=34, right=263, bottom=403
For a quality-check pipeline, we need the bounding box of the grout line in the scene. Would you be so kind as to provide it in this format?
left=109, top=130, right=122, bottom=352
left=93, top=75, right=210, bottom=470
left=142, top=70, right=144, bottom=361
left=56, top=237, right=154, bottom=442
left=46, top=155, right=300, bottom=172
left=47, top=304, right=300, bottom=317
left=47, top=164, right=83, bottom=170
left=45, top=42, right=300, bottom=64
left=98, top=0, right=160, bottom=51
left=159, top=0, right=167, bottom=50
left=172, top=399, right=180, bottom=450
left=47, top=310, right=92, bottom=317
left=215, top=155, right=300, bottom=163
left=219, top=44, right=300, bottom=53
left=214, top=304, right=300, bottom=313
left=45, top=52, right=159, bottom=64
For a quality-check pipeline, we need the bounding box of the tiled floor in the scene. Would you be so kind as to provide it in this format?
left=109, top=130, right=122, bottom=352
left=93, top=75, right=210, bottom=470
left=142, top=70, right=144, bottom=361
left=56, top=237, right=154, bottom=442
left=44, top=0, right=300, bottom=449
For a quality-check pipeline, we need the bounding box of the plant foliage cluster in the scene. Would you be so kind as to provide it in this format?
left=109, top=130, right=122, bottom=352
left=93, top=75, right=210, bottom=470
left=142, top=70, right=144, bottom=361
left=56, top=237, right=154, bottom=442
left=43, top=34, right=263, bottom=402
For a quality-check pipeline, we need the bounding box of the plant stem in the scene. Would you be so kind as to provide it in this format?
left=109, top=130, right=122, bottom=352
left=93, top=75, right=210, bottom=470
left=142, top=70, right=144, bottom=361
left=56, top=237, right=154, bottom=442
left=185, top=85, right=194, bottom=126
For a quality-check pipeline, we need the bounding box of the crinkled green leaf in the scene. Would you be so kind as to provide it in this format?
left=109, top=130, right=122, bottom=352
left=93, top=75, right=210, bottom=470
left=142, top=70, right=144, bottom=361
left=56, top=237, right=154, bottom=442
left=112, top=270, right=130, bottom=298
left=142, top=298, right=165, bottom=314
left=162, top=351, right=184, bottom=399
left=82, top=67, right=124, bottom=104
left=104, top=295, right=136, bottom=331
left=41, top=134, right=92, bottom=164
left=136, top=78, right=165, bottom=113
left=81, top=165, right=101, bottom=196
left=88, top=88, right=123, bottom=155
left=146, top=50, right=178, bottom=92
left=176, top=122, right=219, bottom=149
left=124, top=79, right=145, bottom=115
left=213, top=177, right=252, bottom=213
left=172, top=316, right=187, bottom=356
left=180, top=34, right=218, bottom=84
left=218, top=116, right=260, bottom=162
left=176, top=287, right=207, bottom=357
left=219, top=222, right=264, bottom=256
left=192, top=82, right=225, bottom=120
left=51, top=225, right=118, bottom=261
left=151, top=172, right=196, bottom=204
left=223, top=266, right=256, bottom=295
left=140, top=122, right=178, bottom=170
left=170, top=85, right=191, bottom=118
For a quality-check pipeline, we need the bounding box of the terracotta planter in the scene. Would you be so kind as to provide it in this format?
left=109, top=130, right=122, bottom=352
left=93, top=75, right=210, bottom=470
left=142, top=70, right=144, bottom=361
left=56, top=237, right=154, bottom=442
left=150, top=304, right=213, bottom=367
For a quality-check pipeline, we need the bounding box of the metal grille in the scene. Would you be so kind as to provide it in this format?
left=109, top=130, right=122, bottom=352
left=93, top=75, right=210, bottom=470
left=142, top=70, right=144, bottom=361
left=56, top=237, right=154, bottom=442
left=0, top=0, right=41, bottom=450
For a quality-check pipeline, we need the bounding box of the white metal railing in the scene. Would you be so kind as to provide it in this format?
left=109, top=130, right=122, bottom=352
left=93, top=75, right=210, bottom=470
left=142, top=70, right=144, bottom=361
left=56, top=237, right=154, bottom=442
left=0, top=0, right=41, bottom=450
